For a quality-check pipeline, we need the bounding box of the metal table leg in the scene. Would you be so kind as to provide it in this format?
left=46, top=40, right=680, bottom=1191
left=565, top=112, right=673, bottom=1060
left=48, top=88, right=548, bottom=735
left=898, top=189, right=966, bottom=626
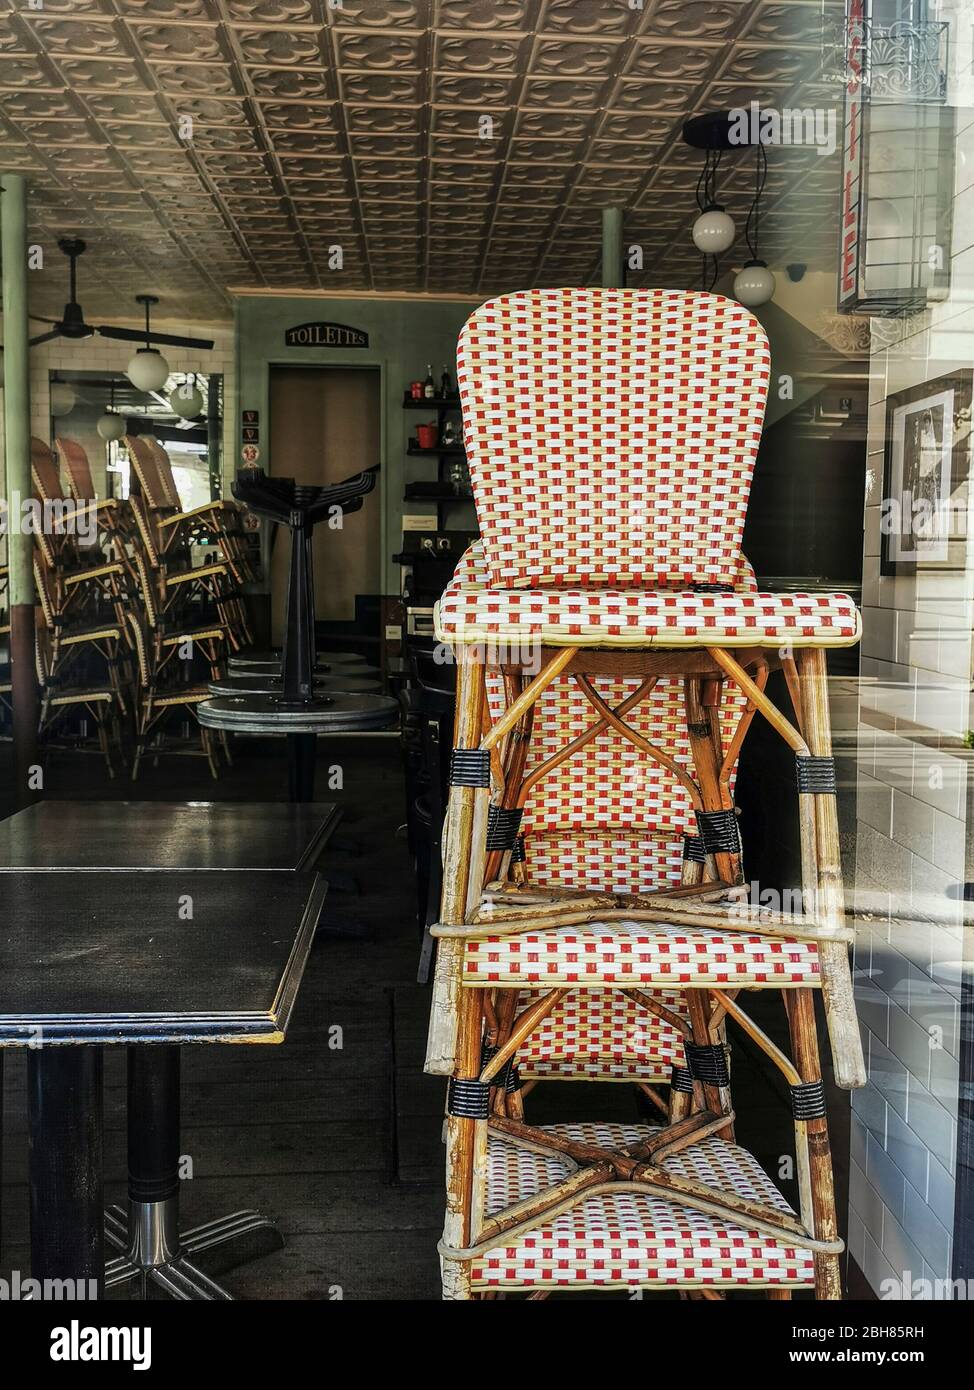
left=28, top=1046, right=104, bottom=1298
left=287, top=731, right=317, bottom=803
left=105, top=1047, right=283, bottom=1300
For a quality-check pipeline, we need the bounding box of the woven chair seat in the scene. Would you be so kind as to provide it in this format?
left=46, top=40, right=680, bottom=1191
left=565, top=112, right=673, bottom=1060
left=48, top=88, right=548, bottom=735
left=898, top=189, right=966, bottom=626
left=463, top=919, right=820, bottom=988
left=471, top=1123, right=814, bottom=1291
left=437, top=544, right=860, bottom=649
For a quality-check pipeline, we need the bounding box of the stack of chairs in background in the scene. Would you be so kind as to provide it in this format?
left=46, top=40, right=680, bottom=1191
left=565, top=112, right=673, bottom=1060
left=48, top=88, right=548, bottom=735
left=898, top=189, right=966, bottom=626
left=31, top=436, right=130, bottom=775
left=122, top=435, right=252, bottom=779
left=25, top=434, right=254, bottom=780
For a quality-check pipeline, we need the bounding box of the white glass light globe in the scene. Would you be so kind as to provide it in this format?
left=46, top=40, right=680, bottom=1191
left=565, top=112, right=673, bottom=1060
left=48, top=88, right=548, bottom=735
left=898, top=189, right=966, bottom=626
left=170, top=381, right=204, bottom=419
left=97, top=411, right=125, bottom=442
left=691, top=206, right=735, bottom=255
left=734, top=260, right=776, bottom=307
left=50, top=382, right=76, bottom=416
left=127, top=348, right=170, bottom=392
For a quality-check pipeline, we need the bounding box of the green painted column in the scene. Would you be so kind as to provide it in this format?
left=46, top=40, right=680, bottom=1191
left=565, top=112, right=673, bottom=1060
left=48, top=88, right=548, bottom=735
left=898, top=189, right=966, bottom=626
left=207, top=371, right=222, bottom=501
left=1, top=172, right=38, bottom=795
left=601, top=207, right=624, bottom=289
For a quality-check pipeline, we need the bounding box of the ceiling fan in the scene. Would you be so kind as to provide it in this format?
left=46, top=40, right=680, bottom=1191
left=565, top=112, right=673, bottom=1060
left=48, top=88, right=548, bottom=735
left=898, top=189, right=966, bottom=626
left=29, top=238, right=214, bottom=351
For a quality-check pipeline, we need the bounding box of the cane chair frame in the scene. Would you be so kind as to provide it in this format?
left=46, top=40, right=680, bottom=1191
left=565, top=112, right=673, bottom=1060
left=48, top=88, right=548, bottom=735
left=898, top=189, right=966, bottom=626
left=127, top=435, right=256, bottom=590
left=428, top=639, right=860, bottom=1301
left=33, top=569, right=129, bottom=726
left=126, top=610, right=222, bottom=781
left=34, top=632, right=122, bottom=779
left=55, top=436, right=136, bottom=583
left=30, top=441, right=128, bottom=631
left=126, top=491, right=248, bottom=653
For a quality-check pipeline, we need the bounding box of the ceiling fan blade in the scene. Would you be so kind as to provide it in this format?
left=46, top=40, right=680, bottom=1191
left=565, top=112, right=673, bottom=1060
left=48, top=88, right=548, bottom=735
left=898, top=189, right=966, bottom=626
left=95, top=325, right=215, bottom=350
left=29, top=314, right=60, bottom=325
left=29, top=329, right=63, bottom=347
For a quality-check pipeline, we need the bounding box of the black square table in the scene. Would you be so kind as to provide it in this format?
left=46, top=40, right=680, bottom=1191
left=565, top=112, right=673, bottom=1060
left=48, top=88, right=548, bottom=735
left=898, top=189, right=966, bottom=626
left=0, top=802, right=336, bottom=1300
left=0, top=800, right=340, bottom=873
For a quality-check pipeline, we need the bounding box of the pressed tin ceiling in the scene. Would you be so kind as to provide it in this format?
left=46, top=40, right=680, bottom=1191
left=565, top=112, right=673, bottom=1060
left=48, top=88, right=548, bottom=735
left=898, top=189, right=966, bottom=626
left=0, top=0, right=842, bottom=321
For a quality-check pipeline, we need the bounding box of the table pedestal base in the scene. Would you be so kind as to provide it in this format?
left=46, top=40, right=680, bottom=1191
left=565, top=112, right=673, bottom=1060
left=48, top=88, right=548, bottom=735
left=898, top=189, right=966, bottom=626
left=104, top=1199, right=283, bottom=1301
left=102, top=1045, right=283, bottom=1301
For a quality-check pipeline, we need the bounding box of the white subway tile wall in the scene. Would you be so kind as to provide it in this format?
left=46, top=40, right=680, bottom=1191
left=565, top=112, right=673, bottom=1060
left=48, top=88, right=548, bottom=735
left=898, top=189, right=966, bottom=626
left=852, top=50, right=973, bottom=1293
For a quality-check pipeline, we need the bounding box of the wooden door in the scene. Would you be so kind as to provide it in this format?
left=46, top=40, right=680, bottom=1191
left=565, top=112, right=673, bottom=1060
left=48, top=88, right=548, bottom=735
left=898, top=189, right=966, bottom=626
left=268, top=366, right=380, bottom=645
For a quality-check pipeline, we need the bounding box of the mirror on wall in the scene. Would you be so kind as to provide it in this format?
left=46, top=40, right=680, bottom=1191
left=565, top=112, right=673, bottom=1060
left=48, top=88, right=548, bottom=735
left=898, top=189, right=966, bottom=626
left=48, top=370, right=223, bottom=507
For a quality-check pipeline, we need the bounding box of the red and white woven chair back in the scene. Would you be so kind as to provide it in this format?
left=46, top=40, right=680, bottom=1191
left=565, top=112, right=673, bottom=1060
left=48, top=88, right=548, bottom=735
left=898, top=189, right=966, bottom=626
left=457, top=287, right=770, bottom=591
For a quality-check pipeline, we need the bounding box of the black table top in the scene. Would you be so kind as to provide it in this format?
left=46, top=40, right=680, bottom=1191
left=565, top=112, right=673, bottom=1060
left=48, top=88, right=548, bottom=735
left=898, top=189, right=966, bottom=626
left=0, top=801, right=340, bottom=872
left=0, top=871, right=325, bottom=1046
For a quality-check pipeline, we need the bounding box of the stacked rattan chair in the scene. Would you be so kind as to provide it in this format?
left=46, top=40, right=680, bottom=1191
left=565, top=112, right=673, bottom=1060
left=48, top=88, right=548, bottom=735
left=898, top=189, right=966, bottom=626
left=125, top=435, right=252, bottom=651
left=426, top=288, right=865, bottom=1301
left=125, top=602, right=226, bottom=780
left=121, top=436, right=245, bottom=778
left=31, top=437, right=129, bottom=773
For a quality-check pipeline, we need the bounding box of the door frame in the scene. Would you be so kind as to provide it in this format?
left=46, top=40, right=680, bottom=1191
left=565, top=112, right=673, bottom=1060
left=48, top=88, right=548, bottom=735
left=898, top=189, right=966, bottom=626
left=261, top=358, right=387, bottom=607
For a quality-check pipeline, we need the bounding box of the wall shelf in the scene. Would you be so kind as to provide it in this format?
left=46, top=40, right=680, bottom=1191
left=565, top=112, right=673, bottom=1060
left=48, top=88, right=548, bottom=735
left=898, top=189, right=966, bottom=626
left=404, top=484, right=473, bottom=503
left=406, top=443, right=466, bottom=458
left=402, top=394, right=461, bottom=410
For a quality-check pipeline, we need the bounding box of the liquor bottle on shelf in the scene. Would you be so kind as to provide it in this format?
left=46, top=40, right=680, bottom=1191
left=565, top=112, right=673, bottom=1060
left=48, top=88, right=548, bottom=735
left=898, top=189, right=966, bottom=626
left=440, top=365, right=453, bottom=398
left=423, top=364, right=435, bottom=399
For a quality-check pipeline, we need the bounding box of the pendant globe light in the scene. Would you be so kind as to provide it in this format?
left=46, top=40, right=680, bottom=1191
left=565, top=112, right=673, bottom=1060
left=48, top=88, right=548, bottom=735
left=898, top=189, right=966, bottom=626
left=97, top=381, right=125, bottom=441
left=691, top=149, right=734, bottom=254
left=682, top=113, right=738, bottom=295
left=50, top=380, right=76, bottom=416
left=126, top=294, right=170, bottom=392
left=171, top=373, right=204, bottom=419
left=734, top=141, right=776, bottom=308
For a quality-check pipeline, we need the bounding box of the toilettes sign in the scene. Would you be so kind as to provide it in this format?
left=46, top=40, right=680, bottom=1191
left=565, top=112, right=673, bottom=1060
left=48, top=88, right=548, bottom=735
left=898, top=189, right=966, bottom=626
left=284, top=321, right=369, bottom=348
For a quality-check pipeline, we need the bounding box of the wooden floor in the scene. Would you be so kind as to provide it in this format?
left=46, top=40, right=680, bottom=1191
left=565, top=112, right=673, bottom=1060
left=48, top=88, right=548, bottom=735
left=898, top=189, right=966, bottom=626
left=0, top=732, right=851, bottom=1300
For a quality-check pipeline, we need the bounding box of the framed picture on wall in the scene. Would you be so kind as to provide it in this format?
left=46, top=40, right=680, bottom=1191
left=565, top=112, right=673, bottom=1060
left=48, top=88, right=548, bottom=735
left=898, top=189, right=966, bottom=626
left=881, top=370, right=973, bottom=575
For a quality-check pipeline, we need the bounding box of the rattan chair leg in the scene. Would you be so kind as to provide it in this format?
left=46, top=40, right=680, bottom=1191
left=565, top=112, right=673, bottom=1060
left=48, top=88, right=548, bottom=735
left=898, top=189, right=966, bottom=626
left=684, top=677, right=740, bottom=886
left=441, top=985, right=486, bottom=1300
left=785, top=988, right=842, bottom=1299
left=796, top=648, right=866, bottom=1090
left=426, top=649, right=487, bottom=1075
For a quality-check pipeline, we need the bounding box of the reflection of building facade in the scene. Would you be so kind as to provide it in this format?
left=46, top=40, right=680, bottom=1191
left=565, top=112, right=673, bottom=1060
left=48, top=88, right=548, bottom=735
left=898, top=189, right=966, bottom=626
left=852, top=6, right=973, bottom=1299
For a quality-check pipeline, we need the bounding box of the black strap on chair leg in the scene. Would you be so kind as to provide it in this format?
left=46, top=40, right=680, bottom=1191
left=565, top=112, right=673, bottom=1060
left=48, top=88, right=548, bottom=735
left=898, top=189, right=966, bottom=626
left=486, top=805, right=524, bottom=851
left=449, top=748, right=491, bottom=788
left=685, top=1042, right=730, bottom=1088
left=480, top=1043, right=522, bottom=1093
left=682, top=834, right=707, bottom=865
left=670, top=1066, right=695, bottom=1094
left=695, top=808, right=740, bottom=856
left=446, top=1077, right=490, bottom=1119
left=791, top=1079, right=827, bottom=1120
left=795, top=755, right=837, bottom=795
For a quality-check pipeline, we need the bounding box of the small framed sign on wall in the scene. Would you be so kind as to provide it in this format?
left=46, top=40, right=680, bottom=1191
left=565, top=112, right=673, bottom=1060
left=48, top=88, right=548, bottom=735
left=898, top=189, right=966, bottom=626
left=284, top=321, right=369, bottom=348
left=881, top=369, right=972, bottom=575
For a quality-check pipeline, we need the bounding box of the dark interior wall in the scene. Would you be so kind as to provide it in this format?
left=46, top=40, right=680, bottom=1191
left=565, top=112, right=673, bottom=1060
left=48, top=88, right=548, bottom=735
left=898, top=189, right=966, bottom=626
left=744, top=408, right=867, bottom=586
